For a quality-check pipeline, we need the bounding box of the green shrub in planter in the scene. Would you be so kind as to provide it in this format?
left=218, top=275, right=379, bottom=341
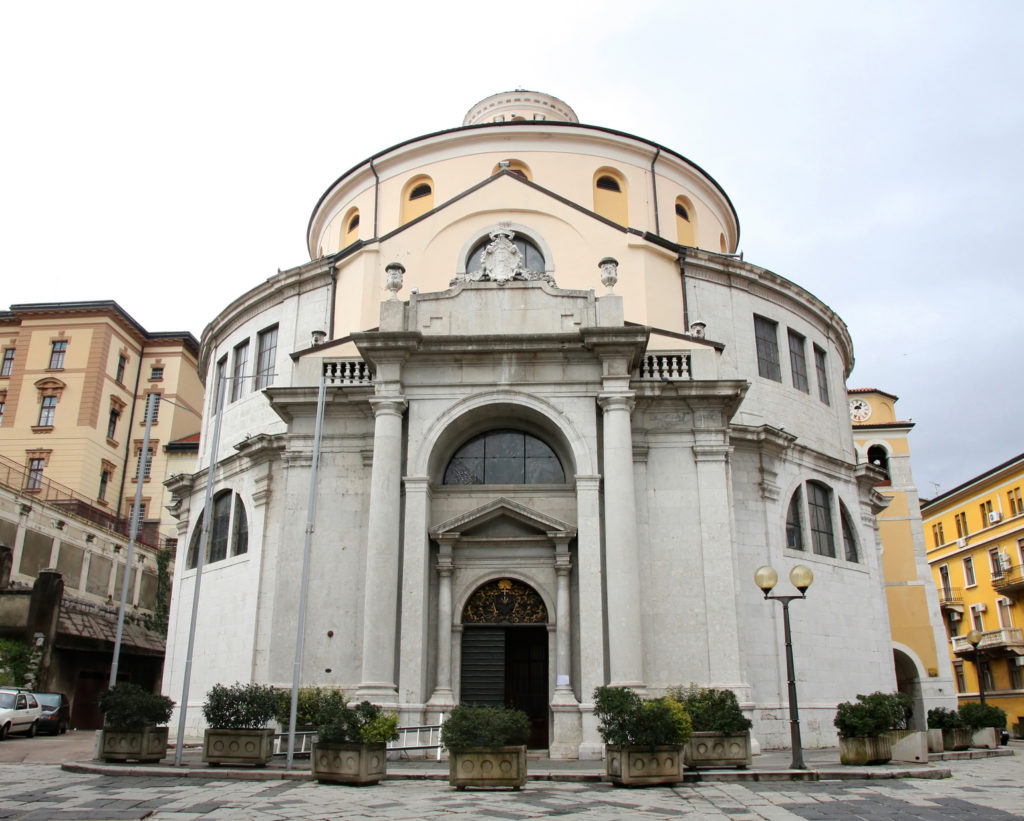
left=593, top=686, right=693, bottom=747
left=440, top=704, right=530, bottom=753
left=274, top=686, right=348, bottom=728
left=99, top=683, right=174, bottom=729
left=927, top=707, right=965, bottom=730
left=316, top=699, right=400, bottom=744
left=958, top=702, right=1007, bottom=731
left=833, top=692, right=910, bottom=738
left=202, top=682, right=278, bottom=729
left=669, top=684, right=751, bottom=734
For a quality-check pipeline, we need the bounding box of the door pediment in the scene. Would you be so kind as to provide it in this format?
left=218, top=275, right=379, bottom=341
left=430, top=497, right=576, bottom=541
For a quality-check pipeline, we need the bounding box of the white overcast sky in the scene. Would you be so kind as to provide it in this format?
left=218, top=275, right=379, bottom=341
left=2, top=1, right=1021, bottom=497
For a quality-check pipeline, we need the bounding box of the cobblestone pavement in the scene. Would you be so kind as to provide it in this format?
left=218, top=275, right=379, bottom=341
left=0, top=754, right=1021, bottom=820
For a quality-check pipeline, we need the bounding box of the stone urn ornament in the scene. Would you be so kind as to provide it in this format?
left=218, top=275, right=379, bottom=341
left=599, top=257, right=618, bottom=293
left=385, top=262, right=405, bottom=299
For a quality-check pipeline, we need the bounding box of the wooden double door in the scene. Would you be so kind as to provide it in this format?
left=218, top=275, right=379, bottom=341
left=460, top=625, right=549, bottom=749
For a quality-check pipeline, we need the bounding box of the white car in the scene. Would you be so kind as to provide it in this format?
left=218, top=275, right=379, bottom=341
left=0, top=688, right=42, bottom=738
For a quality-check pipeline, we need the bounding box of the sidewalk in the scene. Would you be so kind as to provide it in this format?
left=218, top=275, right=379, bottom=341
left=62, top=741, right=1018, bottom=783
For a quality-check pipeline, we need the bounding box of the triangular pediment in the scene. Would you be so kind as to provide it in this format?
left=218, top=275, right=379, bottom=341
left=430, top=497, right=576, bottom=540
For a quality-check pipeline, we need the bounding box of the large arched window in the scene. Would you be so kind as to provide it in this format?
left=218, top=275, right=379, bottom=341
left=593, top=168, right=628, bottom=225
left=785, top=481, right=859, bottom=563
left=401, top=175, right=434, bottom=224
left=187, top=490, right=248, bottom=569
left=444, top=429, right=565, bottom=485
left=466, top=234, right=545, bottom=275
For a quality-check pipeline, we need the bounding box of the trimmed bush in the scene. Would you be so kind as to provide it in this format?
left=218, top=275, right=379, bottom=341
left=959, top=702, right=1007, bottom=730
left=99, top=683, right=174, bottom=730
left=593, top=686, right=693, bottom=747
left=669, top=684, right=751, bottom=734
left=202, top=682, right=278, bottom=730
left=834, top=691, right=910, bottom=739
left=316, top=698, right=399, bottom=745
left=440, top=704, right=530, bottom=753
left=274, top=686, right=347, bottom=728
left=927, top=707, right=965, bottom=730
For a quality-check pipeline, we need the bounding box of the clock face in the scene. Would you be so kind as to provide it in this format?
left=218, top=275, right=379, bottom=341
left=849, top=398, right=872, bottom=422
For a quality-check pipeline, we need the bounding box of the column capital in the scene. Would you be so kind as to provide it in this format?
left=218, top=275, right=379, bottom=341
left=575, top=474, right=601, bottom=492
left=597, top=393, right=635, bottom=413
left=369, top=396, right=407, bottom=417
left=693, top=444, right=732, bottom=463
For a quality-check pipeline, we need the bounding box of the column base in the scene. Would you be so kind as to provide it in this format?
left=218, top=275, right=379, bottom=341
left=425, top=688, right=456, bottom=717
left=550, top=698, right=582, bottom=759
left=354, top=683, right=399, bottom=706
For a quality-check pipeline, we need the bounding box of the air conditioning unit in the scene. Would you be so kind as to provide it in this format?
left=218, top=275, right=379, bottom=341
left=989, top=511, right=1003, bottom=524
left=1015, top=657, right=1024, bottom=667
left=975, top=603, right=987, bottom=612
left=1000, top=553, right=1013, bottom=571
left=957, top=538, right=968, bottom=548
left=949, top=610, right=962, bottom=621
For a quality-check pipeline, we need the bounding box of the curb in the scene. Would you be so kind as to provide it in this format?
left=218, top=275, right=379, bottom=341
left=61, top=761, right=953, bottom=783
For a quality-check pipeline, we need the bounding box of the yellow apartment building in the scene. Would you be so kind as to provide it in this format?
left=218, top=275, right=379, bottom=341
left=849, top=388, right=956, bottom=727
left=924, top=452, right=1024, bottom=733
left=0, top=301, right=203, bottom=549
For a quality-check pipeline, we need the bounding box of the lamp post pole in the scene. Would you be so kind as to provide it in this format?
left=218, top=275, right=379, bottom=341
left=755, top=564, right=813, bottom=771
left=967, top=629, right=987, bottom=706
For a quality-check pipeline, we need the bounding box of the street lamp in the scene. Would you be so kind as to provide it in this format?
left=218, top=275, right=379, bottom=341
left=966, top=629, right=987, bottom=706
left=755, top=564, right=814, bottom=770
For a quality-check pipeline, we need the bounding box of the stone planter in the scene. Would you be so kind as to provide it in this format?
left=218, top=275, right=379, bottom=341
left=448, top=746, right=527, bottom=790
left=605, top=744, right=685, bottom=786
left=926, top=729, right=944, bottom=753
left=942, top=727, right=972, bottom=751
left=312, top=742, right=387, bottom=785
left=99, top=726, right=169, bottom=763
left=684, top=732, right=752, bottom=768
left=884, top=730, right=927, bottom=763
left=203, top=728, right=275, bottom=767
left=838, top=735, right=892, bottom=765
left=970, top=727, right=998, bottom=749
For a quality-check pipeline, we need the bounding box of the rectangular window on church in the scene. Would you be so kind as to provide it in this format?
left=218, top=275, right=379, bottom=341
left=813, top=345, right=830, bottom=405
left=787, top=329, right=809, bottom=393
left=754, top=316, right=781, bottom=381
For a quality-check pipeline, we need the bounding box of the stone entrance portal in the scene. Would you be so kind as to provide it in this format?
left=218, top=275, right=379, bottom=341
left=461, top=578, right=549, bottom=748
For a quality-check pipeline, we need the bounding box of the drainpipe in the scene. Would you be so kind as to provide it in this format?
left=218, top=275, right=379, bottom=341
left=327, top=263, right=337, bottom=340
left=678, top=248, right=689, bottom=332
left=116, top=347, right=145, bottom=520
left=650, top=146, right=661, bottom=236
left=370, top=157, right=380, bottom=239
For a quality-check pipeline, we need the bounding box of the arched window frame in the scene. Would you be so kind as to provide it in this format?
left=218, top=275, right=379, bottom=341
left=593, top=167, right=628, bottom=226
left=784, top=480, right=860, bottom=563
left=454, top=225, right=554, bottom=276
left=491, top=159, right=532, bottom=180
left=674, top=195, right=697, bottom=247
left=186, top=490, right=249, bottom=570
left=442, top=429, right=566, bottom=486
left=400, top=175, right=435, bottom=225
left=342, top=206, right=360, bottom=247
left=867, top=444, right=891, bottom=481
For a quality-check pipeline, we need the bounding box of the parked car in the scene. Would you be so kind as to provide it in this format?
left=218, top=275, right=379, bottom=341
left=0, top=688, right=41, bottom=739
left=33, top=692, right=70, bottom=735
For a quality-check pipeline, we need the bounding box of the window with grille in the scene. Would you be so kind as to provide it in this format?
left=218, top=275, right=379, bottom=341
left=787, top=329, right=809, bottom=392
left=754, top=316, right=781, bottom=381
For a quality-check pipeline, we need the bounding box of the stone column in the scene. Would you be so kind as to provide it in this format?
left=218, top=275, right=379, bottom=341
left=550, top=535, right=581, bottom=759
left=426, top=538, right=456, bottom=715
left=398, top=475, right=431, bottom=723
left=575, top=474, right=605, bottom=759
left=598, top=393, right=645, bottom=689
left=357, top=395, right=407, bottom=703
left=694, top=443, right=743, bottom=685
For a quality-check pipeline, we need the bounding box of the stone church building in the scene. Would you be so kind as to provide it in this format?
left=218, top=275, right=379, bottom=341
left=163, top=91, right=897, bottom=756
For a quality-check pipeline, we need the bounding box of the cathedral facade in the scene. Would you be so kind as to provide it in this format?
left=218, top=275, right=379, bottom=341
left=163, top=91, right=895, bottom=756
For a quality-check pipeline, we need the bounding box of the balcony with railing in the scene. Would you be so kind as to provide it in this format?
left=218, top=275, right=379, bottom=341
left=937, top=587, right=964, bottom=611
left=0, top=453, right=163, bottom=549
left=322, top=359, right=374, bottom=385
left=993, top=565, right=1024, bottom=596
left=635, top=351, right=692, bottom=381
left=952, top=627, right=1024, bottom=656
